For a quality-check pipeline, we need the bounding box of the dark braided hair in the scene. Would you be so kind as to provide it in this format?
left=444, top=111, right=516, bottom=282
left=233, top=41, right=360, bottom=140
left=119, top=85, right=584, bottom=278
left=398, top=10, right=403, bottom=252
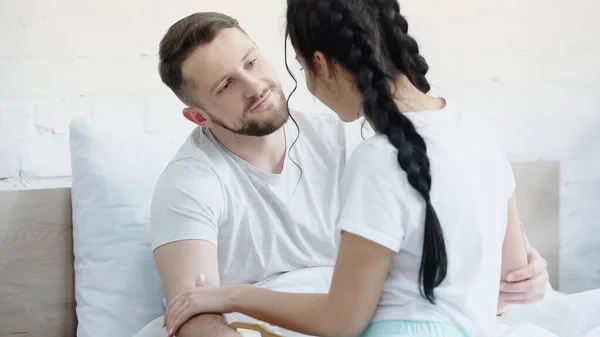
left=375, top=0, right=430, bottom=93
left=285, top=0, right=447, bottom=304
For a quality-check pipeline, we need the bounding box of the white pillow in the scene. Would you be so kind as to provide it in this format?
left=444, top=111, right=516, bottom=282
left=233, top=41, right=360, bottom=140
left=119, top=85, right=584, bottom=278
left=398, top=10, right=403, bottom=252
left=69, top=115, right=191, bottom=337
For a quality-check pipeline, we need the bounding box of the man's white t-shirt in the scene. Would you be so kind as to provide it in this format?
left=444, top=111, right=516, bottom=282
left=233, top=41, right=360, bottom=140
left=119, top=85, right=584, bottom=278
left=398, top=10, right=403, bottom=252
left=336, top=98, right=514, bottom=335
left=150, top=109, right=362, bottom=286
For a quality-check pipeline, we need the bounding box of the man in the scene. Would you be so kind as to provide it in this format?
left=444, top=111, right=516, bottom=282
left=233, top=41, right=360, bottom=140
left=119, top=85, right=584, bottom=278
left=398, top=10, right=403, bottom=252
left=149, top=12, right=549, bottom=337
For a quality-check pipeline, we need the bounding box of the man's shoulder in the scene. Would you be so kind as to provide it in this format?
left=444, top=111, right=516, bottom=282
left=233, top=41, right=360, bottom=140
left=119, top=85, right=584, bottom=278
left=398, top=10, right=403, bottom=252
left=156, top=127, right=226, bottom=187
left=169, top=126, right=220, bottom=162
left=151, top=147, right=225, bottom=216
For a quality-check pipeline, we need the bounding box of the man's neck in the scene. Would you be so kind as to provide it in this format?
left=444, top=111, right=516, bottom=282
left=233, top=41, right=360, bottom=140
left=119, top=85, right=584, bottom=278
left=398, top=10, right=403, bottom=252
left=210, top=127, right=287, bottom=174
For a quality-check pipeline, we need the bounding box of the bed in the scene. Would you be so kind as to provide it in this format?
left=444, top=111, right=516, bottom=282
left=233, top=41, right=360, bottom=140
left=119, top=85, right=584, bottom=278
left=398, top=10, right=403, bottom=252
left=0, top=188, right=76, bottom=337
left=0, top=117, right=596, bottom=337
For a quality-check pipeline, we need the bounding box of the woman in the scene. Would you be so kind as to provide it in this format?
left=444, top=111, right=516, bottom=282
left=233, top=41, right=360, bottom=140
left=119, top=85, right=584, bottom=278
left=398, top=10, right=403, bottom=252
left=164, top=0, right=528, bottom=336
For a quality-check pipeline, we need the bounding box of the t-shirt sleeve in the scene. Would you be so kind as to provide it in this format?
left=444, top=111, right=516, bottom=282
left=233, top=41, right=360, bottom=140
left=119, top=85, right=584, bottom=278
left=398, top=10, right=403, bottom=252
left=336, top=142, right=408, bottom=252
left=342, top=117, right=374, bottom=163
left=150, top=159, right=225, bottom=251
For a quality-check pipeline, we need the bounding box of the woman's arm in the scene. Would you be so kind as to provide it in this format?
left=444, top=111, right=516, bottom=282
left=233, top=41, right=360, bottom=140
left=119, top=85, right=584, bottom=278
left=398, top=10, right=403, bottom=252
left=165, top=231, right=394, bottom=337
left=232, top=232, right=393, bottom=337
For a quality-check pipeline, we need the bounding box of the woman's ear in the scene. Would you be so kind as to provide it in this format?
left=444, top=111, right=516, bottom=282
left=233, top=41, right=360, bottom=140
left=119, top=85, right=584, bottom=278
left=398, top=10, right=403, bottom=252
left=313, top=51, right=340, bottom=94
left=312, top=51, right=333, bottom=80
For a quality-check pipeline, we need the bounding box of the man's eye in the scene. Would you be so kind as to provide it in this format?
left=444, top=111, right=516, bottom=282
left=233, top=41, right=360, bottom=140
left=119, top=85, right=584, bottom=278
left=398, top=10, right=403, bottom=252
left=222, top=81, right=232, bottom=91
left=249, top=59, right=257, bottom=67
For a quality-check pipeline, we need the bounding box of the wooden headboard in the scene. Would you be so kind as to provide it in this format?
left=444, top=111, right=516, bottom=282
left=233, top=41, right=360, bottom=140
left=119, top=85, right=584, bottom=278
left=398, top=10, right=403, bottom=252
left=0, top=161, right=560, bottom=336
left=0, top=188, right=76, bottom=337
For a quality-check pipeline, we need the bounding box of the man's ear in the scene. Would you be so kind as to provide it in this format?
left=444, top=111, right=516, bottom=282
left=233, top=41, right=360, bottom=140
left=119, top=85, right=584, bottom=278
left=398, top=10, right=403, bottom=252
left=183, top=107, right=210, bottom=127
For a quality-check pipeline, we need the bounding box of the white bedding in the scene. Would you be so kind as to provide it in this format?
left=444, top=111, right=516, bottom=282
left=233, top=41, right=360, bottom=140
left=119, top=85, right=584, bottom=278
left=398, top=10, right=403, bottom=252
left=134, top=267, right=600, bottom=337
left=500, top=285, right=600, bottom=337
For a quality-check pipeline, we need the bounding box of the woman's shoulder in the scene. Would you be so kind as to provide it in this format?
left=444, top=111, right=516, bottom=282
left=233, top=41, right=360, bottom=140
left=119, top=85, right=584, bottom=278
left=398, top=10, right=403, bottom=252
left=352, top=133, right=394, bottom=153
left=345, top=135, right=400, bottom=175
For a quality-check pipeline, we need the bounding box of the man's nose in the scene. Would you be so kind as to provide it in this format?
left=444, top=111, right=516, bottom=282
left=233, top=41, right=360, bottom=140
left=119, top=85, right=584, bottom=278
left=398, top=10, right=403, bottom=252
left=243, top=74, right=264, bottom=98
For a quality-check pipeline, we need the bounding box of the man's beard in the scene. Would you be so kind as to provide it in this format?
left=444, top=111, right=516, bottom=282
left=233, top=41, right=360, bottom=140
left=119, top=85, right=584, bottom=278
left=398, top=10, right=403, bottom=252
left=210, top=85, right=289, bottom=137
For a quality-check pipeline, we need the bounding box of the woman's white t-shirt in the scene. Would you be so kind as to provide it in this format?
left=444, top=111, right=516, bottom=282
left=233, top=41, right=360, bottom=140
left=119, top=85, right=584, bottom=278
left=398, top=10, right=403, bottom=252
left=336, top=99, right=514, bottom=335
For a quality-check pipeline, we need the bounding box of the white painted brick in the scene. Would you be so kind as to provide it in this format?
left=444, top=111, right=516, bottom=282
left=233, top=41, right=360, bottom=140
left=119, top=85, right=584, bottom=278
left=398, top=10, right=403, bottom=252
left=1, top=0, right=162, bottom=57
left=442, top=82, right=600, bottom=155
left=560, top=181, right=600, bottom=291
left=0, top=140, right=22, bottom=179
left=559, top=125, right=600, bottom=292
left=0, top=107, right=32, bottom=140
left=0, top=180, right=13, bottom=189
left=131, top=3, right=197, bottom=57
left=145, top=95, right=189, bottom=132
left=405, top=0, right=600, bottom=55
left=425, top=51, right=600, bottom=90
left=0, top=176, right=71, bottom=191
left=0, top=58, right=71, bottom=96
left=89, top=96, right=148, bottom=132
left=1, top=0, right=287, bottom=58
left=0, top=57, right=167, bottom=97
left=0, top=6, right=29, bottom=58
left=23, top=20, right=140, bottom=58
left=20, top=134, right=71, bottom=178
left=32, top=96, right=90, bottom=134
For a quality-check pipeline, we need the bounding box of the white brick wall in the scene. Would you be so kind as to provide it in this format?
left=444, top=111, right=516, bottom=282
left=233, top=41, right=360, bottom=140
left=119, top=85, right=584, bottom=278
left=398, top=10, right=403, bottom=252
left=0, top=0, right=599, bottom=291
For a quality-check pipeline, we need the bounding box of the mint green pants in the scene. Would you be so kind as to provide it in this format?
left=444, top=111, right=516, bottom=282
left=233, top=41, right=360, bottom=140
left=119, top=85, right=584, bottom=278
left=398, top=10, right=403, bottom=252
left=361, top=320, right=470, bottom=337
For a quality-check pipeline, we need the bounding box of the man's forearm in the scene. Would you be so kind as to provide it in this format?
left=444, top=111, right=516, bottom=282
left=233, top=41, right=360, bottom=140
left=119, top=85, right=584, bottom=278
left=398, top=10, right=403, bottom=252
left=177, top=313, right=240, bottom=337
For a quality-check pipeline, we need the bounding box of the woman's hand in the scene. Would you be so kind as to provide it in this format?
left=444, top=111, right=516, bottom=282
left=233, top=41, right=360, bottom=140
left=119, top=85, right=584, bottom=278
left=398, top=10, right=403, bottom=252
left=163, top=274, right=238, bottom=337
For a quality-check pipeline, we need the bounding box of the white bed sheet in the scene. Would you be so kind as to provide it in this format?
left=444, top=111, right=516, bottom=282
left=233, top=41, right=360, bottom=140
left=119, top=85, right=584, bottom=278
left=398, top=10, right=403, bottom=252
left=500, top=285, right=600, bottom=337
left=133, top=267, right=600, bottom=337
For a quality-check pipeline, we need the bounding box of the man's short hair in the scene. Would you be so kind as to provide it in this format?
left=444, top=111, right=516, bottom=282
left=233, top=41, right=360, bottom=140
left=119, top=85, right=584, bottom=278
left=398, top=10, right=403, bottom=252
left=158, top=12, right=246, bottom=107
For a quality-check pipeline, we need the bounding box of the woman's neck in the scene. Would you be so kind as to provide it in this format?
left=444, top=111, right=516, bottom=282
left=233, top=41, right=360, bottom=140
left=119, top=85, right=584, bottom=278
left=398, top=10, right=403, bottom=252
left=390, top=74, right=445, bottom=113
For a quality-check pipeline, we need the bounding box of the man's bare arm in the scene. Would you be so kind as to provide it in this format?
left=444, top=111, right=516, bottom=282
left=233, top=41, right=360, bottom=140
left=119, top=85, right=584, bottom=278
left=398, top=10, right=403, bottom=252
left=500, top=193, right=529, bottom=280
left=154, top=240, right=241, bottom=337
left=497, top=193, right=529, bottom=314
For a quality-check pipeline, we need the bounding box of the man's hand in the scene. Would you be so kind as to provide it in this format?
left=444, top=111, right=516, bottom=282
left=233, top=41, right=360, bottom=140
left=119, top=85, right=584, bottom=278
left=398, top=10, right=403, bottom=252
left=499, top=242, right=549, bottom=305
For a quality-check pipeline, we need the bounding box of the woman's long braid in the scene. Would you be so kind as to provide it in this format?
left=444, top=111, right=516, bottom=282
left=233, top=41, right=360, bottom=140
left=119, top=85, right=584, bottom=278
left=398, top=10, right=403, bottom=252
left=288, top=0, right=448, bottom=303
left=375, top=0, right=430, bottom=94
left=331, top=2, right=447, bottom=303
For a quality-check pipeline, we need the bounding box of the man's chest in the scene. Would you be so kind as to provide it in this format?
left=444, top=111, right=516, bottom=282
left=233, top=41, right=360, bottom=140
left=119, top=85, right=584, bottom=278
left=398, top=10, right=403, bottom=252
left=214, top=181, right=340, bottom=284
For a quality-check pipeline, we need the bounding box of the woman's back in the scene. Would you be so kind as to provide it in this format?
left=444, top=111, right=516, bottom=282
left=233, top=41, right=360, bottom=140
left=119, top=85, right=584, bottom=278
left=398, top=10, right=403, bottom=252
left=336, top=98, right=514, bottom=334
